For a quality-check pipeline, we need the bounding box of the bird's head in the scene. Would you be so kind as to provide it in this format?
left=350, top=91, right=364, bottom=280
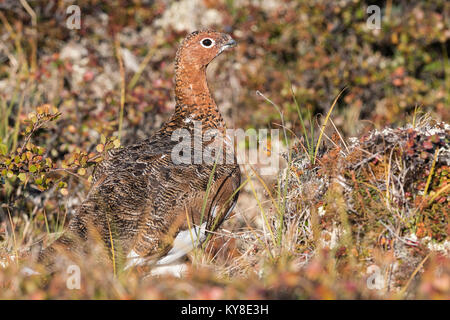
left=175, top=30, right=237, bottom=70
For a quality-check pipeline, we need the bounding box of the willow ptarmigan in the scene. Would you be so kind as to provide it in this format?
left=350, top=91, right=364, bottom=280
left=37, top=30, right=241, bottom=274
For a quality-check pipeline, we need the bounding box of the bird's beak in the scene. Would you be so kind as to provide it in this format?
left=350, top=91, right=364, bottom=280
left=219, top=39, right=237, bottom=53
left=225, top=39, right=237, bottom=48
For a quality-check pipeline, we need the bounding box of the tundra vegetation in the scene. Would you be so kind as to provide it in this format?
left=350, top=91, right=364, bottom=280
left=0, top=0, right=448, bottom=299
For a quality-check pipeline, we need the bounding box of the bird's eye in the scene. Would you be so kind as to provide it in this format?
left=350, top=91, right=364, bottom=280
left=200, top=38, right=215, bottom=48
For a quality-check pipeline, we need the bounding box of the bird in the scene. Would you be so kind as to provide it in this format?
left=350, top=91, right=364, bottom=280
left=36, top=30, right=241, bottom=275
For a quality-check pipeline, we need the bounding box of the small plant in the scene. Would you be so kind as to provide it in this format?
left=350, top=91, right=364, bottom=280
left=1, top=104, right=61, bottom=193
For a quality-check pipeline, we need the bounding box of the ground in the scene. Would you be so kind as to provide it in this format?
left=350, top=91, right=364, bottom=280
left=0, top=0, right=449, bottom=299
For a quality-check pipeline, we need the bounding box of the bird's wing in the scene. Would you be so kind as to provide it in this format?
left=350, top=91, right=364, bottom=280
left=92, top=133, right=174, bottom=184
left=153, top=166, right=241, bottom=266
left=76, top=132, right=240, bottom=261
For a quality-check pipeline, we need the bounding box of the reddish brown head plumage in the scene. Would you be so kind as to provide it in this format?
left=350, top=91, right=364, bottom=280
left=174, top=30, right=236, bottom=119
left=175, top=30, right=236, bottom=70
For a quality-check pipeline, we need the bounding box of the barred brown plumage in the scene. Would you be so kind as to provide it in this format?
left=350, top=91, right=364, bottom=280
left=37, top=30, right=241, bottom=274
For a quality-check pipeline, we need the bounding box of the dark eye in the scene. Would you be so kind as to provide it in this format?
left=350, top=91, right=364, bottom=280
left=200, top=38, right=215, bottom=48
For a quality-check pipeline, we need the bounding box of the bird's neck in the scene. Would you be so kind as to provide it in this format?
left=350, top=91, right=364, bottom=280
left=174, top=61, right=224, bottom=129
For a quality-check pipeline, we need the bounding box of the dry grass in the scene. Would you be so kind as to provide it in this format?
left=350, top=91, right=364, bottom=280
left=0, top=0, right=449, bottom=300
left=1, top=106, right=448, bottom=299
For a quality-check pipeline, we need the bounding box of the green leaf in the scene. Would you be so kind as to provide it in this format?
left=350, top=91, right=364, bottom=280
left=113, top=139, right=121, bottom=148
left=0, top=143, right=7, bottom=156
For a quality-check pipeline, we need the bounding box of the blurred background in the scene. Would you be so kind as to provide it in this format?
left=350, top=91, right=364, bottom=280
left=1, top=0, right=448, bottom=145
left=0, top=0, right=449, bottom=299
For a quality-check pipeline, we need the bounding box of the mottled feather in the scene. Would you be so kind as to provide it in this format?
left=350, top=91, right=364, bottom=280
left=38, top=30, right=240, bottom=272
